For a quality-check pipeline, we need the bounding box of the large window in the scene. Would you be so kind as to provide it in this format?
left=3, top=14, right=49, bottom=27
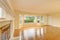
left=20, top=15, right=45, bottom=25
left=24, top=15, right=35, bottom=23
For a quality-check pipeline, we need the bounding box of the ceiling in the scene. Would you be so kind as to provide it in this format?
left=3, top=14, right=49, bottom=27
left=9, top=0, right=60, bottom=14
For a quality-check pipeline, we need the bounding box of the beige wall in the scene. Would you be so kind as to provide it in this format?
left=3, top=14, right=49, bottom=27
left=14, top=13, right=19, bottom=29
left=14, top=11, right=48, bottom=29
left=48, top=14, right=60, bottom=27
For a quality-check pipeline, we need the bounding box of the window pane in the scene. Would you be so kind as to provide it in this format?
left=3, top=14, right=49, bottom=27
left=20, top=15, right=22, bottom=25
left=0, top=7, right=6, bottom=18
left=0, top=7, right=2, bottom=18
left=24, top=16, right=35, bottom=23
left=41, top=16, right=44, bottom=23
left=37, top=16, right=40, bottom=23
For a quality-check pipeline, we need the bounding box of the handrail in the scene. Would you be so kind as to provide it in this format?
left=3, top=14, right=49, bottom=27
left=0, top=20, right=12, bottom=23
left=2, top=24, right=10, bottom=33
left=0, top=23, right=10, bottom=29
left=0, top=22, right=11, bottom=40
left=0, top=20, right=11, bottom=28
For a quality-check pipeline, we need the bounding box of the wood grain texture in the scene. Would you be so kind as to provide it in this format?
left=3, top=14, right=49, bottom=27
left=13, top=25, right=60, bottom=40
left=13, top=29, right=20, bottom=37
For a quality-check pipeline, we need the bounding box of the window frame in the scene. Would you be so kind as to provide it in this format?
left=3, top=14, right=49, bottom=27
left=24, top=15, right=35, bottom=24
left=19, top=15, right=45, bottom=25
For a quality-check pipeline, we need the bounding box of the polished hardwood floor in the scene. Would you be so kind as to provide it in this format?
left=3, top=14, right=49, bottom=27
left=13, top=25, right=60, bottom=40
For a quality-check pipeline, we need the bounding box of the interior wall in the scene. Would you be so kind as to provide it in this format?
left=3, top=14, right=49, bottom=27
left=0, top=0, right=14, bottom=18
left=48, top=13, right=60, bottom=27
left=14, top=11, right=48, bottom=29
left=14, top=13, right=19, bottom=29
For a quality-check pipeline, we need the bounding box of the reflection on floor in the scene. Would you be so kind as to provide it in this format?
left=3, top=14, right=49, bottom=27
left=20, top=28, right=45, bottom=40
left=13, top=26, right=46, bottom=40
left=13, top=25, right=60, bottom=40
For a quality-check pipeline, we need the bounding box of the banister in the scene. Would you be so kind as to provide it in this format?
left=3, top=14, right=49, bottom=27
left=0, top=22, right=11, bottom=40
left=0, top=20, right=11, bottom=28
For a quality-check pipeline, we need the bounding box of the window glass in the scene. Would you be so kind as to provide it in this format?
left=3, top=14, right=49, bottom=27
left=0, top=7, right=6, bottom=18
left=19, top=15, right=45, bottom=25
left=37, top=16, right=40, bottom=23
left=41, top=16, right=44, bottom=23
left=24, top=15, right=35, bottom=23
left=0, top=7, right=2, bottom=18
left=20, top=15, right=22, bottom=25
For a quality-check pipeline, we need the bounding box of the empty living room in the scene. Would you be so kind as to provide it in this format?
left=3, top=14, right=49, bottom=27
left=0, top=0, right=60, bottom=40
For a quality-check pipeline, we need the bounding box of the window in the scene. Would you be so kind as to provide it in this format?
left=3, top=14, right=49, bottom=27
left=24, top=15, right=35, bottom=23
left=0, top=7, right=6, bottom=18
left=37, top=16, right=44, bottom=24
left=37, top=16, right=40, bottom=23
left=20, top=15, right=22, bottom=25
left=41, top=16, right=45, bottom=24
left=0, top=7, right=2, bottom=18
left=19, top=15, right=45, bottom=25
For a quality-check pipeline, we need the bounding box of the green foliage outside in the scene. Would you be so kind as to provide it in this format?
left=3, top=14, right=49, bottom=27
left=24, top=16, right=34, bottom=23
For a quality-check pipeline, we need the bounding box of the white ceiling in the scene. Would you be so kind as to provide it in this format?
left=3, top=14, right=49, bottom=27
left=9, top=0, right=60, bottom=14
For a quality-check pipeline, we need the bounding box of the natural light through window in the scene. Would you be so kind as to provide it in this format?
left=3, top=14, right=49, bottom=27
left=19, top=28, right=46, bottom=40
left=20, top=15, right=45, bottom=25
left=24, top=29, right=35, bottom=38
left=0, top=7, right=2, bottom=18
left=0, top=7, right=7, bottom=19
left=20, top=15, right=22, bottom=25
left=24, top=15, right=35, bottom=23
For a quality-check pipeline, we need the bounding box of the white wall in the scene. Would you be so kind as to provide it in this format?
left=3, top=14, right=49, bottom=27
left=48, top=14, right=60, bottom=27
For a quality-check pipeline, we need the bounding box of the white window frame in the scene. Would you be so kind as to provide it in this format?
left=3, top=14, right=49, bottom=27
left=19, top=15, right=45, bottom=25
left=24, top=15, right=35, bottom=24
